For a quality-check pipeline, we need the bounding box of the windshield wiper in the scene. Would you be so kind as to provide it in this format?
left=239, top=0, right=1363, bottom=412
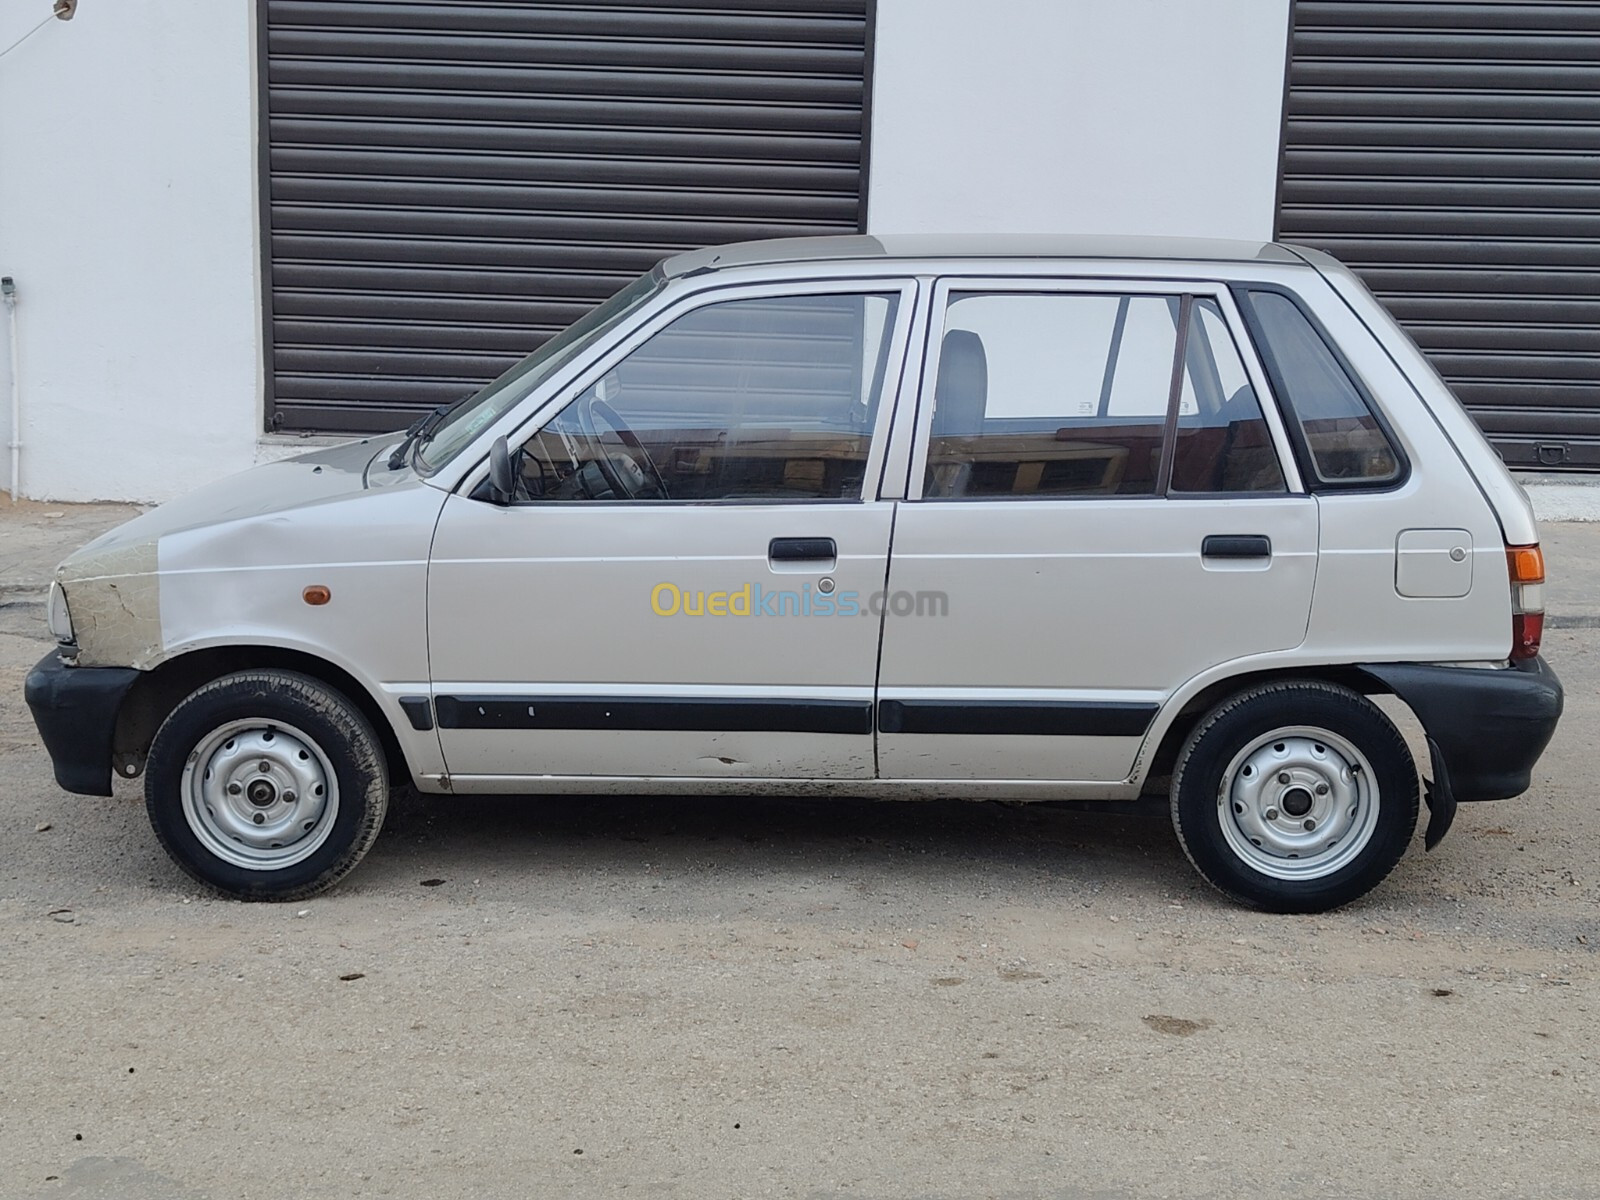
left=387, top=402, right=455, bottom=470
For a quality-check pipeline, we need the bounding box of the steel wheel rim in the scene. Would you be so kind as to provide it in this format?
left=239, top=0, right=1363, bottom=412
left=180, top=718, right=339, bottom=871
left=1216, top=725, right=1380, bottom=881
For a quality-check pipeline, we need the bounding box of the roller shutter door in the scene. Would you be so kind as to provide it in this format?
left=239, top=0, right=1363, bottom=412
left=262, top=1, right=872, bottom=434
left=1279, top=1, right=1600, bottom=469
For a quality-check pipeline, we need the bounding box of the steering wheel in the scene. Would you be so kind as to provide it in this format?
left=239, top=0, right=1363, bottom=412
left=576, top=393, right=669, bottom=500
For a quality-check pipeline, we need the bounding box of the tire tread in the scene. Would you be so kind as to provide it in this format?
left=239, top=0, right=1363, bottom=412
left=1170, top=679, right=1418, bottom=913
left=145, top=670, right=389, bottom=901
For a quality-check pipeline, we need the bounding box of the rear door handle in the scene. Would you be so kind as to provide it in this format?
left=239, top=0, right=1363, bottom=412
left=1202, top=534, right=1272, bottom=560
left=769, top=537, right=837, bottom=562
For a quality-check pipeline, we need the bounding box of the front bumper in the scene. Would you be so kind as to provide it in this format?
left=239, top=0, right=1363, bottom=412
left=1359, top=656, right=1564, bottom=803
left=24, top=650, right=141, bottom=796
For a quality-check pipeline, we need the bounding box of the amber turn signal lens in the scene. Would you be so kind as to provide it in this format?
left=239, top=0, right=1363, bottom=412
left=1506, top=544, right=1544, bottom=584
left=303, top=585, right=332, bottom=606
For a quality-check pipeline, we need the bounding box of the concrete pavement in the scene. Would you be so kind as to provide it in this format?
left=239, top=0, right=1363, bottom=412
left=0, top=499, right=142, bottom=599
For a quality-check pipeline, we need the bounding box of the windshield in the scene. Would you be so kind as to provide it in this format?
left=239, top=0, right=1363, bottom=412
left=413, top=267, right=666, bottom=473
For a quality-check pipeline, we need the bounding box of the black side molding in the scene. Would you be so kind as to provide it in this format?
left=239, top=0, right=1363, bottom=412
left=435, top=695, right=872, bottom=736
left=399, top=696, right=434, bottom=731
left=877, top=699, right=1157, bottom=738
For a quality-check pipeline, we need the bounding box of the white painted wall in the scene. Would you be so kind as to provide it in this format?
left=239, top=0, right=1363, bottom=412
left=0, top=1, right=261, bottom=503
left=867, top=0, right=1292, bottom=241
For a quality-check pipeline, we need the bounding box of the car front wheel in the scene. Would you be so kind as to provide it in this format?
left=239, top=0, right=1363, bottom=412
left=145, top=670, right=389, bottom=900
left=1171, top=680, right=1418, bottom=913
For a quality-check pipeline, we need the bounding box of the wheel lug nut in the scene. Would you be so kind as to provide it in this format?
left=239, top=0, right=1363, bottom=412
left=1265, top=807, right=1280, bottom=821
left=1315, top=783, right=1329, bottom=795
left=283, top=791, right=296, bottom=804
left=259, top=761, right=272, bottom=774
left=227, top=782, right=243, bottom=796
left=252, top=812, right=265, bottom=825
left=1277, top=772, right=1292, bottom=785
left=1302, top=819, right=1316, bottom=832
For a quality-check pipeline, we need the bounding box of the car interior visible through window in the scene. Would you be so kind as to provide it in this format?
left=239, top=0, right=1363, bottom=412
left=923, top=290, right=1285, bottom=499
left=508, top=291, right=901, bottom=503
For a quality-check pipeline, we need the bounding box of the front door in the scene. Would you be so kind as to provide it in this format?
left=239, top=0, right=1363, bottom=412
left=876, top=280, right=1319, bottom=784
left=427, top=281, right=915, bottom=785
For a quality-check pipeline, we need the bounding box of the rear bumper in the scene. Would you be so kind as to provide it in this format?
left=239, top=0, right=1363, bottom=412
left=24, top=650, right=141, bottom=797
left=1359, top=656, right=1563, bottom=803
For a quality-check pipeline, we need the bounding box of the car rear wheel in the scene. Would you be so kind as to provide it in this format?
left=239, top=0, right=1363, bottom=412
left=145, top=670, right=388, bottom=900
left=1171, top=680, right=1418, bottom=913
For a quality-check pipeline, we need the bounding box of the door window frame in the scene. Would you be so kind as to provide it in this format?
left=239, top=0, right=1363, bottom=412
left=896, top=276, right=1307, bottom=501
left=452, top=276, right=923, bottom=507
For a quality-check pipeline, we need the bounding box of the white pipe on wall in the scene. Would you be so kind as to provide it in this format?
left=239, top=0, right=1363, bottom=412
left=3, top=277, right=18, bottom=502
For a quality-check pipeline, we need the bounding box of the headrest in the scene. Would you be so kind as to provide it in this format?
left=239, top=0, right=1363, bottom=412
left=932, top=329, right=987, bottom=436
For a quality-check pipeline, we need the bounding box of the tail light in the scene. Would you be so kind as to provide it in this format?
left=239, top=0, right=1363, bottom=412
left=1506, top=543, right=1545, bottom=661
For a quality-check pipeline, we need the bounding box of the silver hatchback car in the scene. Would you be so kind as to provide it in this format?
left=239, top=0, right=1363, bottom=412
left=26, top=235, right=1562, bottom=912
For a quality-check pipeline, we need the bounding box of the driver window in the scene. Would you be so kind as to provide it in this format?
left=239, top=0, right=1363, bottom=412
left=514, top=291, right=901, bottom=502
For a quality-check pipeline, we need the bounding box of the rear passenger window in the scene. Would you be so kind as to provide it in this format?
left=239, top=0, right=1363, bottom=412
left=923, top=292, right=1285, bottom=499
left=1242, top=289, right=1402, bottom=486
left=925, top=293, right=1170, bottom=498
left=1170, top=301, right=1286, bottom=494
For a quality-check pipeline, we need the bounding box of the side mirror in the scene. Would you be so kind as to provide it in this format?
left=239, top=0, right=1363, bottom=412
left=487, top=435, right=515, bottom=506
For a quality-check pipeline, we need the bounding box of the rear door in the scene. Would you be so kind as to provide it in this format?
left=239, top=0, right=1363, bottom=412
left=875, top=278, right=1319, bottom=784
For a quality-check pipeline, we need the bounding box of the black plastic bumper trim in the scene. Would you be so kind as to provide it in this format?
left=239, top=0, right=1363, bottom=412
left=435, top=695, right=873, bottom=736
left=877, top=699, right=1158, bottom=738
left=1358, top=657, right=1563, bottom=803
left=24, top=651, right=141, bottom=797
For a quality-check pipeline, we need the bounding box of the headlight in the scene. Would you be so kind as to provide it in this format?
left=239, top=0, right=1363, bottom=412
left=47, top=581, right=74, bottom=643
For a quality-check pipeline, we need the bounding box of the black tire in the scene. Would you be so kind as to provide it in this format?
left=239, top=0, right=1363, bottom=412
left=145, top=670, right=389, bottom=900
left=1171, top=680, right=1418, bottom=913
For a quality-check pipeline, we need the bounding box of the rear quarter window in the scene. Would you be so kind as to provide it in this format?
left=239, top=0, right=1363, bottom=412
left=1238, top=288, right=1403, bottom=488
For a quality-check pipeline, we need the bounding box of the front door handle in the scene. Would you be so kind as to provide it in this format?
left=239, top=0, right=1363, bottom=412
left=769, top=537, right=837, bottom=562
left=1202, top=534, right=1272, bottom=560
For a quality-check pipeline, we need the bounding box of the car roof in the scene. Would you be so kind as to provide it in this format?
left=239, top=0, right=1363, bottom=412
left=661, top=234, right=1308, bottom=278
